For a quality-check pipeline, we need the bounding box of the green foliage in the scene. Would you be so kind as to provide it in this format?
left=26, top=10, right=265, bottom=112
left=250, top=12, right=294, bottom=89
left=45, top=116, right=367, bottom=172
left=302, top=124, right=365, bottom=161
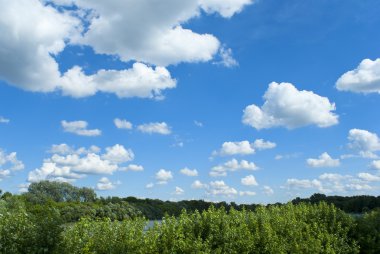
left=58, top=203, right=359, bottom=254
left=0, top=184, right=377, bottom=254
left=31, top=207, right=64, bottom=253
left=293, top=194, right=380, bottom=213
left=25, top=181, right=96, bottom=204
left=354, top=209, right=380, bottom=253
left=57, top=217, right=148, bottom=254
left=0, top=198, right=37, bottom=254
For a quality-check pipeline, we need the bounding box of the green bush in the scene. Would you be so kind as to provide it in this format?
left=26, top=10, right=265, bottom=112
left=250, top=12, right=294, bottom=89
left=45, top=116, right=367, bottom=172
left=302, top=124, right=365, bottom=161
left=58, top=202, right=359, bottom=254
left=0, top=199, right=37, bottom=254
left=354, top=209, right=380, bottom=253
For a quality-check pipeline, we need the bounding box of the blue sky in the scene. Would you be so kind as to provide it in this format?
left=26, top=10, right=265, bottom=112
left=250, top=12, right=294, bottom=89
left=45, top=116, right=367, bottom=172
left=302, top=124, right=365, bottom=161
left=1, top=0, right=380, bottom=203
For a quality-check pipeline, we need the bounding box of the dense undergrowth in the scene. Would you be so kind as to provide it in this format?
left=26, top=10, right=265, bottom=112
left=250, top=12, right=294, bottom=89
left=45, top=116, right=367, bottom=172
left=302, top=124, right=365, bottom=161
left=1, top=197, right=380, bottom=253
left=0, top=181, right=379, bottom=253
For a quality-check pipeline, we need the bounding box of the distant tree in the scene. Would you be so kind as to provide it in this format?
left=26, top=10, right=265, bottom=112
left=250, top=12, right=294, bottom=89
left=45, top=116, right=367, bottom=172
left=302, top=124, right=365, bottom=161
left=354, top=209, right=380, bottom=253
left=1, top=191, right=12, bottom=200
left=25, top=181, right=97, bottom=204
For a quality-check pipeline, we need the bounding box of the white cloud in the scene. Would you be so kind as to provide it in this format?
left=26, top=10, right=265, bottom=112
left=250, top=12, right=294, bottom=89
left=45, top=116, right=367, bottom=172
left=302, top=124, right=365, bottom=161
left=0, top=117, right=9, bottom=123
left=208, top=180, right=237, bottom=197
left=358, top=173, right=380, bottom=182
left=242, top=82, right=338, bottom=129
left=18, top=183, right=30, bottom=193
left=263, top=186, right=274, bottom=195
left=0, top=170, right=10, bottom=179
left=28, top=144, right=134, bottom=182
left=209, top=170, right=227, bottom=177
left=348, top=129, right=380, bottom=153
left=241, top=175, right=258, bottom=186
left=180, top=167, right=198, bottom=177
left=371, top=160, right=380, bottom=170
left=213, top=141, right=255, bottom=156
left=191, top=180, right=208, bottom=189
left=210, top=159, right=258, bottom=177
left=146, top=182, right=154, bottom=189
left=49, top=143, right=100, bottom=155
left=96, top=177, right=117, bottom=191
left=121, top=164, right=144, bottom=171
left=72, top=1, right=221, bottom=66
left=199, top=0, right=253, bottom=18
left=173, top=186, right=184, bottom=195
left=0, top=0, right=253, bottom=98
left=336, top=58, right=380, bottom=94
left=307, top=152, right=340, bottom=168
left=101, top=144, right=134, bottom=164
left=0, top=149, right=24, bottom=180
left=61, top=120, right=101, bottom=136
left=252, top=139, right=276, bottom=150
left=275, top=153, right=301, bottom=160
left=60, top=63, right=177, bottom=99
left=239, top=191, right=256, bottom=196
left=319, top=173, right=351, bottom=182
left=28, top=161, right=85, bottom=183
left=345, top=183, right=372, bottom=191
left=0, top=0, right=80, bottom=93
left=286, top=179, right=323, bottom=190
left=49, top=144, right=74, bottom=155
left=137, top=122, right=171, bottom=135
left=194, top=120, right=203, bottom=127
left=286, top=173, right=377, bottom=194
left=214, top=47, right=238, bottom=67
left=155, top=169, right=173, bottom=184
left=114, top=118, right=133, bottom=129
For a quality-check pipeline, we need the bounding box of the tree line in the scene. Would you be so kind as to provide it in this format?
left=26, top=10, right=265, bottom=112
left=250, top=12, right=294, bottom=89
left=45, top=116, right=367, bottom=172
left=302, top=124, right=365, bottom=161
left=0, top=181, right=379, bottom=253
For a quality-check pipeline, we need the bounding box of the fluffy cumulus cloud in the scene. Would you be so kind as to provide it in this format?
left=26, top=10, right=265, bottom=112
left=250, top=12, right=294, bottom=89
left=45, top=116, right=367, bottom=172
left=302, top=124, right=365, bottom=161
left=155, top=169, right=173, bottom=184
left=242, top=82, right=339, bottom=129
left=96, top=177, right=119, bottom=191
left=173, top=186, right=184, bottom=195
left=336, top=58, right=380, bottom=94
left=121, top=164, right=144, bottom=172
left=199, top=0, right=253, bottom=18
left=212, top=139, right=275, bottom=157
left=241, top=175, right=258, bottom=186
left=61, top=120, right=101, bottom=136
left=252, top=139, right=276, bottom=150
left=306, top=152, right=340, bottom=168
left=286, top=179, right=323, bottom=191
left=0, top=149, right=25, bottom=180
left=180, top=167, right=198, bottom=177
left=208, top=180, right=237, bottom=197
left=348, top=129, right=380, bottom=158
left=371, top=160, right=380, bottom=170
left=60, top=63, right=177, bottom=99
left=0, top=0, right=79, bottom=93
left=210, top=159, right=258, bottom=177
left=215, top=141, right=255, bottom=156
left=114, top=118, right=133, bottom=130
left=191, top=180, right=208, bottom=189
left=101, top=144, right=134, bottom=164
left=0, top=0, right=252, bottom=98
left=28, top=144, right=134, bottom=182
left=263, top=186, right=274, bottom=195
left=286, top=172, right=378, bottom=194
left=137, top=122, right=171, bottom=135
left=358, top=173, right=380, bottom=182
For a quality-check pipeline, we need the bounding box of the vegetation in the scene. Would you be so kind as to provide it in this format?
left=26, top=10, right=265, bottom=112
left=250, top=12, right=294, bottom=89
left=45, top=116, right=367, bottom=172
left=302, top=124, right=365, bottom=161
left=0, top=181, right=379, bottom=253
left=292, top=193, right=380, bottom=214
